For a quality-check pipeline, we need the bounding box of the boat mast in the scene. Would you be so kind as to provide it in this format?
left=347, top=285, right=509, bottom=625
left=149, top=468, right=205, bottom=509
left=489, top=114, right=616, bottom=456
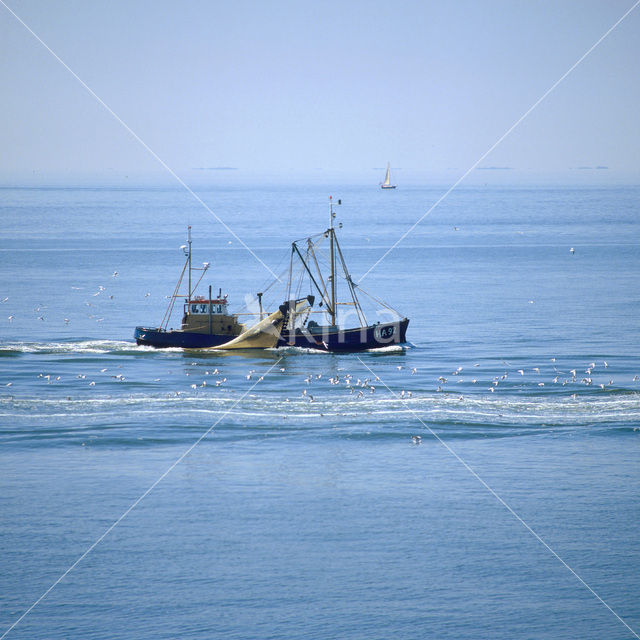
left=187, top=225, right=192, bottom=301
left=329, top=197, right=337, bottom=326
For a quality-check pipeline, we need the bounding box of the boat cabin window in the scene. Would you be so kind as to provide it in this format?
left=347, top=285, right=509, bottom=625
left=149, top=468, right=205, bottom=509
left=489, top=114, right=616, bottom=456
left=187, top=303, right=226, bottom=315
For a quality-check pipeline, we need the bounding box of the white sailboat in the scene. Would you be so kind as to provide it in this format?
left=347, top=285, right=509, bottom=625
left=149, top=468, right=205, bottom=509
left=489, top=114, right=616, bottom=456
left=381, top=162, right=396, bottom=189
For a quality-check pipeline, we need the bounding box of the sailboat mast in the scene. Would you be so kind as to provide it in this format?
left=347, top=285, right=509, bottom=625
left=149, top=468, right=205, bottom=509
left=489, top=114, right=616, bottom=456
left=329, top=197, right=337, bottom=326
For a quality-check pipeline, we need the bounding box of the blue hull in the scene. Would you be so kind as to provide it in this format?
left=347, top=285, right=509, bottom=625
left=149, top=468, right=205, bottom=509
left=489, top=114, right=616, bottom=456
left=278, top=318, right=409, bottom=352
left=135, top=318, right=409, bottom=352
left=134, top=326, right=234, bottom=349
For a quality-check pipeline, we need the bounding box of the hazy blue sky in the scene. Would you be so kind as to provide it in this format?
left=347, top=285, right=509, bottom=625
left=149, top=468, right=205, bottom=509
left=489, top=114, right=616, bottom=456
left=1, top=0, right=639, bottom=181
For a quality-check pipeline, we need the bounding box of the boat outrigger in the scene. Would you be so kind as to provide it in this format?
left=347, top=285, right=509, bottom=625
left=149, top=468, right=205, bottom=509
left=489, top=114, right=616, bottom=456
left=134, top=200, right=409, bottom=352
left=277, top=197, right=408, bottom=351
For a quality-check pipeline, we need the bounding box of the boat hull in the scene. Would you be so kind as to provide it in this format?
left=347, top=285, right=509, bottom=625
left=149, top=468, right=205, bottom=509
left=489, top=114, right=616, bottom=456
left=135, top=318, right=409, bottom=352
left=134, top=326, right=235, bottom=349
left=278, top=318, right=409, bottom=352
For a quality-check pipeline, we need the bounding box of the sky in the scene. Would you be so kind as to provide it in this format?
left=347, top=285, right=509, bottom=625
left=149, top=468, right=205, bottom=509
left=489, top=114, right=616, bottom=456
left=1, top=0, right=639, bottom=183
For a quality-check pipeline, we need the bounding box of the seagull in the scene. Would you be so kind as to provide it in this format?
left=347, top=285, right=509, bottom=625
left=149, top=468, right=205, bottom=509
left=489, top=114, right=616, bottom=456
left=112, top=271, right=118, bottom=277
left=517, top=369, right=524, bottom=375
left=8, top=315, right=14, bottom=322
left=412, top=435, right=422, bottom=444
left=1, top=297, right=8, bottom=303
left=570, top=247, right=575, bottom=254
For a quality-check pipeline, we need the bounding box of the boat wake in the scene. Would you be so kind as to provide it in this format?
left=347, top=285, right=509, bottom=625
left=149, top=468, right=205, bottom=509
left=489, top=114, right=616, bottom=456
left=365, top=345, right=406, bottom=353
left=2, top=388, right=638, bottom=446
left=0, top=339, right=170, bottom=355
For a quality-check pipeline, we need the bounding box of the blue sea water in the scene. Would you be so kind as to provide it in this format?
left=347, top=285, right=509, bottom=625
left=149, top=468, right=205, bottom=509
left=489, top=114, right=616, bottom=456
left=1, top=181, right=639, bottom=639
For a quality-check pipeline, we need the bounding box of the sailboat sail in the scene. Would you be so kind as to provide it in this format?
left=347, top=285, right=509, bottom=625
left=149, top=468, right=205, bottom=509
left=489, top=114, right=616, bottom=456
left=381, top=162, right=396, bottom=189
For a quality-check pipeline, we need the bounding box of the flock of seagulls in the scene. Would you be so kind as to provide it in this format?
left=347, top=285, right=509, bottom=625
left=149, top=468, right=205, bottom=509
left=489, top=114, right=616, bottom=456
left=13, top=357, right=638, bottom=414
left=1, top=269, right=158, bottom=326
left=426, top=359, right=624, bottom=394
left=3, top=353, right=640, bottom=451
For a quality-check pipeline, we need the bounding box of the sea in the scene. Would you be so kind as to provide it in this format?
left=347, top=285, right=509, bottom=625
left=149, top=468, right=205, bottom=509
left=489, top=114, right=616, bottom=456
left=1, top=180, right=639, bottom=640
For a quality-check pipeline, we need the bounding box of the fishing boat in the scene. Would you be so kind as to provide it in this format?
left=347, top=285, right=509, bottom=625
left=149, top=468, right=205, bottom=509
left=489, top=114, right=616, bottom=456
left=135, top=204, right=408, bottom=352
left=134, top=227, right=246, bottom=348
left=277, top=197, right=409, bottom=351
left=381, top=162, right=396, bottom=189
